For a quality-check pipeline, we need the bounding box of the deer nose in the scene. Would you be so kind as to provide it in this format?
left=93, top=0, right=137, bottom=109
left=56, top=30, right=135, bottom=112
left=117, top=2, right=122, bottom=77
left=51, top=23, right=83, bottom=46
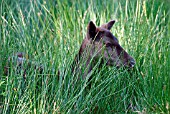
left=129, top=59, right=135, bottom=68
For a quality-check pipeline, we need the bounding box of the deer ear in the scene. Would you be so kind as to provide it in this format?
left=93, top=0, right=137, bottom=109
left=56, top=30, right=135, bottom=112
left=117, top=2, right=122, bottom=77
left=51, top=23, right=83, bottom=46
left=87, top=21, right=96, bottom=39
left=107, top=20, right=115, bottom=30
left=101, top=20, right=115, bottom=30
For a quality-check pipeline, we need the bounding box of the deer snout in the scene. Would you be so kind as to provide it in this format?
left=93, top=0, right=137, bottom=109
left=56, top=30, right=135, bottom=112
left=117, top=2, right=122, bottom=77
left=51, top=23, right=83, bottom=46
left=129, top=59, right=135, bottom=68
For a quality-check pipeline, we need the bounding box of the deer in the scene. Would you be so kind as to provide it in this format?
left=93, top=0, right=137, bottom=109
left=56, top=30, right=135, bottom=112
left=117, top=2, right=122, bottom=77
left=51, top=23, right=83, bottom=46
left=71, top=20, right=135, bottom=79
left=4, top=20, right=135, bottom=80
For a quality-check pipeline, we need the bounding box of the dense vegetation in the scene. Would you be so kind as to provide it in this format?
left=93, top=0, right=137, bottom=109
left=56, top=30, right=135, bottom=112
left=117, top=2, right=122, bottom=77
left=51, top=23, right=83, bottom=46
left=0, top=0, right=169, bottom=113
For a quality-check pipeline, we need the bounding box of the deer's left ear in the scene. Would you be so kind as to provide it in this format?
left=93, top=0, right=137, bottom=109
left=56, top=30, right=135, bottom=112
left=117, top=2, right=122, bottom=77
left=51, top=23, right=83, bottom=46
left=87, top=21, right=97, bottom=39
left=101, top=20, right=115, bottom=30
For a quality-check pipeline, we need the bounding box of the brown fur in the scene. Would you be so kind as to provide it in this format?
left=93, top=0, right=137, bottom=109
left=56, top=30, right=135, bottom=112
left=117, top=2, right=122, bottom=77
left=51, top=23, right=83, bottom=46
left=72, top=20, right=135, bottom=78
left=4, top=52, right=43, bottom=78
left=4, top=20, right=135, bottom=80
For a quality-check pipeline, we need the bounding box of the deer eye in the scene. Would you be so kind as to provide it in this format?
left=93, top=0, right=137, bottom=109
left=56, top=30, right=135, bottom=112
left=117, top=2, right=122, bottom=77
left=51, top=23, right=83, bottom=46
left=105, top=43, right=112, bottom=47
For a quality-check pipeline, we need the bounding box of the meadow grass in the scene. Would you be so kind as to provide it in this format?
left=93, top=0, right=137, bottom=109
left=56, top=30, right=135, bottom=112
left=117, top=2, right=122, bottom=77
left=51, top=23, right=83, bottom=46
left=0, top=0, right=169, bottom=113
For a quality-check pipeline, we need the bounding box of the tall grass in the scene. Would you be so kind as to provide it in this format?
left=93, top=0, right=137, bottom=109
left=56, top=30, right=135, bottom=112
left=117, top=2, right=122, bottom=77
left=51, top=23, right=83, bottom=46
left=0, top=0, right=169, bottom=113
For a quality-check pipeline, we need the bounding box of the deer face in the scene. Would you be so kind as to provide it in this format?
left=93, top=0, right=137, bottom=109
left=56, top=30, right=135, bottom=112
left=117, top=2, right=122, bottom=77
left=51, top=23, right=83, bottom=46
left=86, top=20, right=135, bottom=68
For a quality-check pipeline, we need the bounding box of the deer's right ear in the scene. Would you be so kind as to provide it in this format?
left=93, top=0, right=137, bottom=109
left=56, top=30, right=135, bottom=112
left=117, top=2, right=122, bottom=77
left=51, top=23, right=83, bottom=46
left=87, top=21, right=96, bottom=39
left=101, top=20, right=115, bottom=30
